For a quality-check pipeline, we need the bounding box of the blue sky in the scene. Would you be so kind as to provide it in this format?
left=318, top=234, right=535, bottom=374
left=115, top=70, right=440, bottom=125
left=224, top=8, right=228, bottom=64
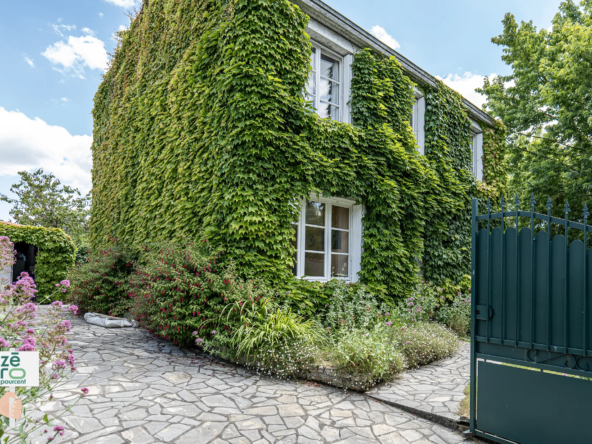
left=0, top=0, right=564, bottom=221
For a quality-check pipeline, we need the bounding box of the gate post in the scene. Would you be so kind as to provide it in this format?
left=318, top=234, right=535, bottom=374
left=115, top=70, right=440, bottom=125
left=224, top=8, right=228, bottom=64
left=470, top=198, right=478, bottom=435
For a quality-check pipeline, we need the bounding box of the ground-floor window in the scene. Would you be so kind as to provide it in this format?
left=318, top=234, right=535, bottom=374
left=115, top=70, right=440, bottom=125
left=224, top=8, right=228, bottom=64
left=291, top=196, right=363, bottom=282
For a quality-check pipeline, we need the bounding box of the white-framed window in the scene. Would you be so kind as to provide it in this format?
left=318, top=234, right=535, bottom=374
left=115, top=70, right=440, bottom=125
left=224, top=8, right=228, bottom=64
left=410, top=88, right=426, bottom=154
left=471, top=121, right=484, bottom=181
left=291, top=196, right=363, bottom=282
left=307, top=44, right=343, bottom=121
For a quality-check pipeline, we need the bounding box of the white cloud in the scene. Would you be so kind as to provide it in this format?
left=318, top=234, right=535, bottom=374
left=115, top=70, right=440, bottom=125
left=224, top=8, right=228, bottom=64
left=82, top=27, right=96, bottom=36
left=118, top=25, right=127, bottom=31
left=24, top=57, right=34, bottom=68
left=0, top=107, right=92, bottom=193
left=105, top=0, right=137, bottom=8
left=371, top=25, right=400, bottom=50
left=61, top=97, right=69, bottom=103
left=439, top=72, right=491, bottom=109
left=42, top=35, right=109, bottom=75
left=99, top=12, right=104, bottom=18
left=51, top=23, right=76, bottom=37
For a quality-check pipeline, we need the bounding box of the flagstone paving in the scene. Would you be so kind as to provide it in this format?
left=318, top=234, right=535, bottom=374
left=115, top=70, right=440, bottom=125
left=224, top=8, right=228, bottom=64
left=367, top=343, right=470, bottom=428
left=28, top=314, right=478, bottom=444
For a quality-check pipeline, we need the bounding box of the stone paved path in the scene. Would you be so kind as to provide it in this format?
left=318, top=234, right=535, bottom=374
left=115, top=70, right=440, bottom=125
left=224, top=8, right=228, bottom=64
left=26, top=314, right=477, bottom=444
left=367, top=343, right=470, bottom=428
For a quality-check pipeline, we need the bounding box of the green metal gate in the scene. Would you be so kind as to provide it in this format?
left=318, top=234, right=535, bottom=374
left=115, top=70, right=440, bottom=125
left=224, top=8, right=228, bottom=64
left=469, top=196, right=592, bottom=444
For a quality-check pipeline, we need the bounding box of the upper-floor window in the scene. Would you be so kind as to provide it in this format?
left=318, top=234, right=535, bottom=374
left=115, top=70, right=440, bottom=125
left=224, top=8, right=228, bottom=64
left=307, top=45, right=342, bottom=121
left=471, top=129, right=484, bottom=181
left=410, top=88, right=426, bottom=154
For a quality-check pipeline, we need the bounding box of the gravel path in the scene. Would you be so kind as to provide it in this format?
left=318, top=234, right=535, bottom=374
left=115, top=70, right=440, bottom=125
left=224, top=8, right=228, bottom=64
left=27, top=314, right=474, bottom=444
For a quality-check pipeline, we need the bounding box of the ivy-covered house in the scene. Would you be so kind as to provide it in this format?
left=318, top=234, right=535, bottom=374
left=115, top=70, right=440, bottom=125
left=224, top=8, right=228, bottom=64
left=90, top=0, right=506, bottom=299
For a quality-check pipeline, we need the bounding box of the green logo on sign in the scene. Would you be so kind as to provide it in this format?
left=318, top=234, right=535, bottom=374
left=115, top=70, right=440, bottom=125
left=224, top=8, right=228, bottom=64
left=1, top=353, right=26, bottom=380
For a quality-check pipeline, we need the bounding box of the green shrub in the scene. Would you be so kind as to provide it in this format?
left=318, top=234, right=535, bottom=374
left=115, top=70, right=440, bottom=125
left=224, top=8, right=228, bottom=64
left=437, top=294, right=471, bottom=337
left=326, top=324, right=406, bottom=389
left=206, top=304, right=325, bottom=377
left=323, top=280, right=391, bottom=330
left=68, top=245, right=136, bottom=316
left=129, top=240, right=236, bottom=347
left=391, top=322, right=459, bottom=368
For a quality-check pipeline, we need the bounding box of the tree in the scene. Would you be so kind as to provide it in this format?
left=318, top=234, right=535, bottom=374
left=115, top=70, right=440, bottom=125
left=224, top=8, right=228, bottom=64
left=478, top=0, right=592, bottom=216
left=0, top=169, right=90, bottom=247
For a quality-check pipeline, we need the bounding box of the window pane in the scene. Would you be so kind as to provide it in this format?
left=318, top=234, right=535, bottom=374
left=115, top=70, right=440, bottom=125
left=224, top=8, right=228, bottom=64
left=306, top=73, right=316, bottom=100
left=332, top=206, right=349, bottom=230
left=311, top=47, right=317, bottom=71
left=319, top=79, right=339, bottom=105
left=305, top=253, right=325, bottom=277
left=305, top=201, right=325, bottom=225
left=331, top=230, right=349, bottom=253
left=321, top=54, right=339, bottom=81
left=331, top=254, right=348, bottom=277
left=305, top=226, right=325, bottom=252
left=318, top=102, right=339, bottom=120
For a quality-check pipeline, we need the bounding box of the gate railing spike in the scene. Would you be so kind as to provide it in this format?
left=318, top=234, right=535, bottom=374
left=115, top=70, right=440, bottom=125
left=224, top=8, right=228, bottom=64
left=546, top=196, right=552, bottom=211
left=583, top=203, right=590, bottom=219
left=530, top=193, right=536, bottom=210
left=564, top=199, right=570, bottom=215
left=487, top=198, right=491, bottom=213
left=501, top=195, right=506, bottom=211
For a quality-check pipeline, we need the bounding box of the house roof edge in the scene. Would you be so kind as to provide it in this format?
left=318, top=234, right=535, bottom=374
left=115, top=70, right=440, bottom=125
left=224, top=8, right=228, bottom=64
left=291, top=0, right=495, bottom=127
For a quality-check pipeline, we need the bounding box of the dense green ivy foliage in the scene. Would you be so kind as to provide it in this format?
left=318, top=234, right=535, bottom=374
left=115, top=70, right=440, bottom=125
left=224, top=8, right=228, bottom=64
left=0, top=223, right=76, bottom=298
left=91, top=0, right=505, bottom=299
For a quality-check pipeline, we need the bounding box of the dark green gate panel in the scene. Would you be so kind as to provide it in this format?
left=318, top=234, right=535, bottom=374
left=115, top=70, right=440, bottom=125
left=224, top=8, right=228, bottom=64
left=477, top=360, right=592, bottom=444
left=534, top=230, right=549, bottom=347
left=471, top=198, right=592, bottom=443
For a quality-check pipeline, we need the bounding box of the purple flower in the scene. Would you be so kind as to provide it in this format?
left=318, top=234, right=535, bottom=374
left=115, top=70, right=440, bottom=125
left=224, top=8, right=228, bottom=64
left=51, top=301, right=63, bottom=307
left=192, top=331, right=198, bottom=336
left=386, top=321, right=392, bottom=327
left=25, top=328, right=35, bottom=334
left=458, top=292, right=462, bottom=296
left=81, top=388, right=89, bottom=395
left=195, top=338, right=203, bottom=346
left=406, top=341, right=411, bottom=344
left=211, top=330, right=216, bottom=335
left=408, top=302, right=414, bottom=306
left=385, top=312, right=390, bottom=317
left=60, top=280, right=70, bottom=288
left=58, top=320, right=72, bottom=332
left=18, top=343, right=35, bottom=351
left=68, top=305, right=78, bottom=314
left=0, top=338, right=9, bottom=347
left=401, top=327, right=406, bottom=331
left=53, top=426, right=64, bottom=432
left=53, top=360, right=66, bottom=369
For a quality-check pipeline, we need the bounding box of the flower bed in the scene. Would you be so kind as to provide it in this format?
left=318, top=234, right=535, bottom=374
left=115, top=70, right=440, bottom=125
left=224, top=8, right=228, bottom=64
left=67, top=241, right=463, bottom=391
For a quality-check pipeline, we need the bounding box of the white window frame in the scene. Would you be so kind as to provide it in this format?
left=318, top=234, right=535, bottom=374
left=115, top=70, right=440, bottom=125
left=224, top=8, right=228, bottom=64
left=410, top=87, right=426, bottom=154
left=308, top=42, right=344, bottom=122
left=471, top=120, right=484, bottom=181
left=292, top=195, right=363, bottom=283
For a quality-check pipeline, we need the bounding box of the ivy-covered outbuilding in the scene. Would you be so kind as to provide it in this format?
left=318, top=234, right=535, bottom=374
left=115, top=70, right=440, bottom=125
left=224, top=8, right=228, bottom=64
left=0, top=221, right=76, bottom=298
left=90, top=0, right=506, bottom=299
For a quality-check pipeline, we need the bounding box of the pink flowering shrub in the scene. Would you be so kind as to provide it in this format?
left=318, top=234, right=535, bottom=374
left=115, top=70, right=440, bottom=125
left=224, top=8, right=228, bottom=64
left=0, top=236, right=82, bottom=443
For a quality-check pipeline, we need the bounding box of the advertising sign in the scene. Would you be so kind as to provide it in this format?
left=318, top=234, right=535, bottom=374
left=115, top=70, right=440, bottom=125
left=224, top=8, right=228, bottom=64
left=0, top=351, right=40, bottom=387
